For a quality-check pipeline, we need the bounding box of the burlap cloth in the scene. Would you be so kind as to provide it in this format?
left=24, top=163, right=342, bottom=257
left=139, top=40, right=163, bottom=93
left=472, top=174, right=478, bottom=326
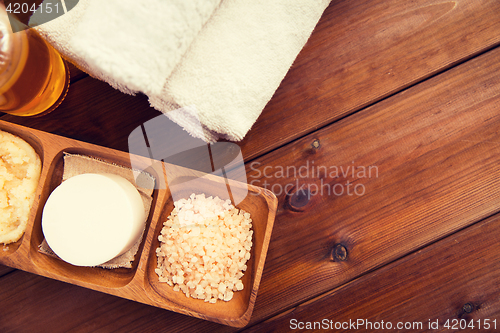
left=39, top=153, right=155, bottom=269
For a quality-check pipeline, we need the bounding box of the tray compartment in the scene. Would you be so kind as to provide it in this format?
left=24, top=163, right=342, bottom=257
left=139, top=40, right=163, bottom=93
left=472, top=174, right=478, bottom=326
left=144, top=171, right=276, bottom=326
left=0, top=123, right=45, bottom=257
left=29, top=147, right=160, bottom=288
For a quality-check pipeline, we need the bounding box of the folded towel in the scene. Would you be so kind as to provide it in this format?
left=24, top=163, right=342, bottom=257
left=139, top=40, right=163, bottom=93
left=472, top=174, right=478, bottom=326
left=31, top=0, right=330, bottom=142
left=31, top=0, right=222, bottom=95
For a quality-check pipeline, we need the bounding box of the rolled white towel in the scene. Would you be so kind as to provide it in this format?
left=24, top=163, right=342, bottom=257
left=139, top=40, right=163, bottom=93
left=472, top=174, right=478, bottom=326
left=30, top=0, right=331, bottom=142
left=150, top=0, right=332, bottom=142
left=30, top=0, right=222, bottom=95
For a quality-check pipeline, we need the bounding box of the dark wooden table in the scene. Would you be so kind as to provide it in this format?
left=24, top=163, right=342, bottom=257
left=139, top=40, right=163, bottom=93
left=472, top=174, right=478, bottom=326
left=2, top=0, right=500, bottom=331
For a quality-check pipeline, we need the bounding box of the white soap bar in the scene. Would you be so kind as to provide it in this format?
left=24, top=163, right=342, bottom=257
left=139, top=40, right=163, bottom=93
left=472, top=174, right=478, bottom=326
left=42, top=173, right=146, bottom=267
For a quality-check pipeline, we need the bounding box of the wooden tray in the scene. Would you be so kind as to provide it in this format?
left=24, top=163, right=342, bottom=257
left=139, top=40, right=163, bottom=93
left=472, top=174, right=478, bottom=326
left=0, top=120, right=277, bottom=327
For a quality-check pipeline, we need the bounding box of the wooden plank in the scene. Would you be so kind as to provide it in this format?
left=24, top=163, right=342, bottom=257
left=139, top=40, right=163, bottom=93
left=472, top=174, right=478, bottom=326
left=67, top=63, right=88, bottom=84
left=244, top=213, right=500, bottom=332
left=238, top=0, right=500, bottom=160
left=0, top=264, right=14, bottom=277
left=0, top=270, right=236, bottom=333
left=0, top=77, right=161, bottom=153
left=2, top=32, right=500, bottom=333
left=20, top=41, right=490, bottom=331
left=4, top=0, right=499, bottom=162
left=0, top=1, right=499, bottom=330
left=224, top=45, right=500, bottom=325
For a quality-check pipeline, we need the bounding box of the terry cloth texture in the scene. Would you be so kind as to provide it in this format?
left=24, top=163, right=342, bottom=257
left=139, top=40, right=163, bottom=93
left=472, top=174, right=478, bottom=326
left=30, top=0, right=331, bottom=142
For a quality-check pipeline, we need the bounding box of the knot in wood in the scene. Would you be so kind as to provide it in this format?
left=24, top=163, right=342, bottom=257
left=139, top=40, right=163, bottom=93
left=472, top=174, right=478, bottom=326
left=288, top=188, right=311, bottom=211
left=311, top=139, right=320, bottom=149
left=332, top=244, right=348, bottom=261
left=462, top=303, right=474, bottom=313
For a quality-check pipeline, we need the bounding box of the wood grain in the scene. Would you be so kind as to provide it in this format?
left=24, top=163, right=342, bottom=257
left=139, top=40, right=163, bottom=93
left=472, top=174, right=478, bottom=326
left=224, top=45, right=500, bottom=325
left=237, top=0, right=500, bottom=160
left=14, top=41, right=492, bottom=332
left=67, top=63, right=88, bottom=84
left=0, top=270, right=237, bottom=333
left=1, top=0, right=500, bottom=330
left=0, top=77, right=161, bottom=152
left=0, top=264, right=14, bottom=277
left=244, top=213, right=500, bottom=332
left=4, top=0, right=499, bottom=163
